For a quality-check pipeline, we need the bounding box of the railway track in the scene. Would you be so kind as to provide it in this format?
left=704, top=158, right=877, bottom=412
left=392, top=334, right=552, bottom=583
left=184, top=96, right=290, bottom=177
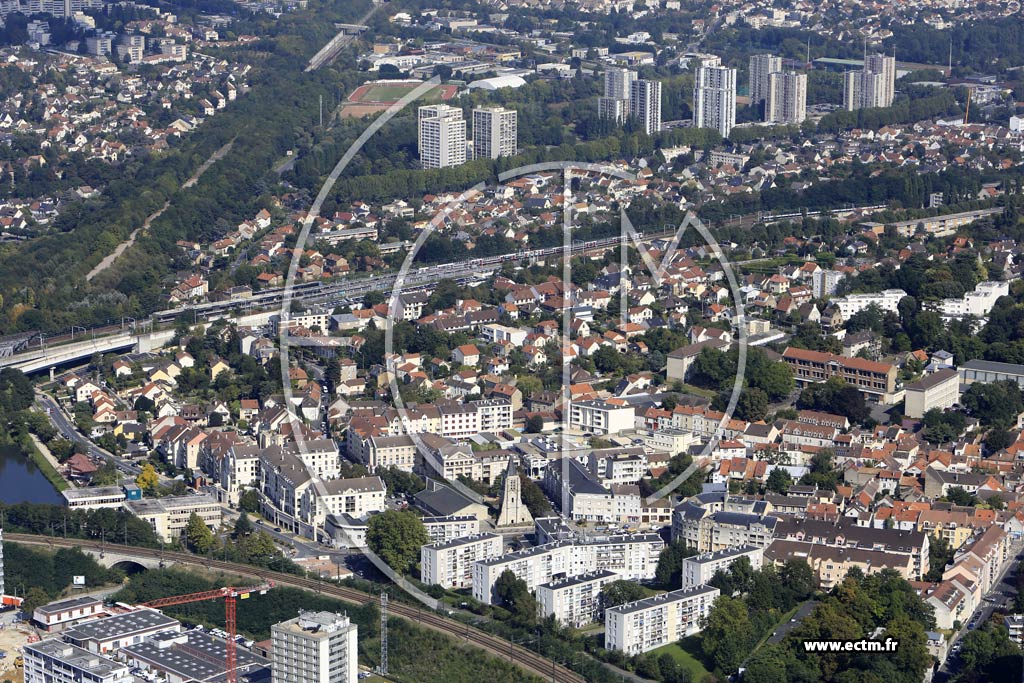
left=7, top=534, right=585, bottom=683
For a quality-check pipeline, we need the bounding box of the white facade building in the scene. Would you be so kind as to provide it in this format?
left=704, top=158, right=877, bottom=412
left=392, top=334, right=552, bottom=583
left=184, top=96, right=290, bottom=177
left=812, top=269, right=845, bottom=299
left=24, top=641, right=132, bottom=683
left=832, top=289, right=907, bottom=319
left=569, top=399, right=635, bottom=435
left=472, top=107, right=517, bottom=160
left=536, top=570, right=616, bottom=627
left=694, top=66, right=737, bottom=137
left=936, top=280, right=1009, bottom=319
left=472, top=534, right=664, bottom=604
left=418, top=104, right=467, bottom=169
left=271, top=612, right=358, bottom=683
left=681, top=546, right=764, bottom=589
left=421, top=533, right=504, bottom=589
left=605, top=585, right=720, bottom=655
left=766, top=71, right=807, bottom=124
left=629, top=79, right=662, bottom=135
left=748, top=53, right=782, bottom=104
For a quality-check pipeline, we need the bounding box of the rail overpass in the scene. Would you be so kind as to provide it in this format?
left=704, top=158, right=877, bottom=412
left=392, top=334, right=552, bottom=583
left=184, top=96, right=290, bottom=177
left=0, top=329, right=176, bottom=375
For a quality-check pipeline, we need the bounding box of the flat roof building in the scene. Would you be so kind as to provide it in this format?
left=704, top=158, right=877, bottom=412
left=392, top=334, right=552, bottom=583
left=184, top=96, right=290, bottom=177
left=271, top=611, right=358, bottom=683
left=681, top=545, right=764, bottom=589
left=24, top=640, right=132, bottom=683
left=123, top=630, right=270, bottom=683
left=904, top=368, right=960, bottom=419
left=605, top=585, right=720, bottom=655
left=64, top=608, right=181, bottom=654
left=536, top=570, right=616, bottom=628
left=421, top=533, right=504, bottom=589
left=33, top=596, right=107, bottom=632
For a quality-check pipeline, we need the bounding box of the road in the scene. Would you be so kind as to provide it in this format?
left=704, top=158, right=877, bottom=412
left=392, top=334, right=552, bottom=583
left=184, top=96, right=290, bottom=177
left=35, top=391, right=142, bottom=477
left=937, top=539, right=1024, bottom=680
left=767, top=600, right=818, bottom=645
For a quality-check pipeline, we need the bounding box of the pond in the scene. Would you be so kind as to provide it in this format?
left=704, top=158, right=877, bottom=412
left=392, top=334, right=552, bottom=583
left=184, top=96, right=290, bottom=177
left=0, top=444, right=63, bottom=505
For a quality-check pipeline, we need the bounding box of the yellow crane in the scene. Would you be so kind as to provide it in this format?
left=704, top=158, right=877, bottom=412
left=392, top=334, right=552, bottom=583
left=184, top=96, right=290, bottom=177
left=964, top=87, right=971, bottom=125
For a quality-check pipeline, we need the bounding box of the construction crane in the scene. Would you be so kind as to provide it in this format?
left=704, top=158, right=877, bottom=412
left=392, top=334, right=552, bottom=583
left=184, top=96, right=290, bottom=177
left=142, top=582, right=273, bottom=683
left=964, top=87, right=972, bottom=125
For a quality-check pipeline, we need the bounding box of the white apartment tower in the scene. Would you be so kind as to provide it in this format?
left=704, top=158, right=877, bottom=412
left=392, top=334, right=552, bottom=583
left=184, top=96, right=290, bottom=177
left=694, top=65, right=737, bottom=137
left=604, top=67, right=636, bottom=100
left=272, top=611, right=358, bottom=683
left=843, top=54, right=896, bottom=111
left=599, top=67, right=637, bottom=125
left=748, top=53, right=782, bottom=104
left=418, top=104, right=467, bottom=169
left=629, top=79, right=662, bottom=135
left=766, top=71, right=807, bottom=124
left=472, top=106, right=517, bottom=160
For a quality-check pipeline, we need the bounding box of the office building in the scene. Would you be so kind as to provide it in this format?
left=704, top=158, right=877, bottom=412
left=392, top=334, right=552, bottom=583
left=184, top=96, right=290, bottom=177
left=904, top=369, right=960, bottom=419
left=766, top=71, right=807, bottom=124
left=693, top=66, right=737, bottom=137
left=62, top=486, right=127, bottom=510
left=123, top=629, right=269, bottom=683
left=959, top=359, right=1024, bottom=388
left=421, top=533, right=504, bottom=589
left=125, top=494, right=221, bottom=544
left=24, top=640, right=132, bottom=683
left=64, top=609, right=181, bottom=654
left=748, top=53, right=782, bottom=104
left=681, top=546, right=764, bottom=589
left=272, top=611, right=358, bottom=683
left=34, top=597, right=107, bottom=632
left=418, top=104, right=466, bottom=169
left=844, top=54, right=896, bottom=111
left=472, top=106, right=517, bottom=160
left=629, top=79, right=662, bottom=135
left=782, top=347, right=898, bottom=400
left=605, top=585, right=720, bottom=655
left=536, top=570, right=616, bottom=628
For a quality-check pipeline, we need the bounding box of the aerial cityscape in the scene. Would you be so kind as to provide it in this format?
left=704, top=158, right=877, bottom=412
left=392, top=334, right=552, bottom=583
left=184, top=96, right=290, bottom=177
left=0, top=0, right=1022, bottom=682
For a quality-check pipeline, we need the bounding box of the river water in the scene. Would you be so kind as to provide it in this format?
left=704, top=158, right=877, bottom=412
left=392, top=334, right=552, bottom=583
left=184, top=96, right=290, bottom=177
left=0, top=444, right=63, bottom=505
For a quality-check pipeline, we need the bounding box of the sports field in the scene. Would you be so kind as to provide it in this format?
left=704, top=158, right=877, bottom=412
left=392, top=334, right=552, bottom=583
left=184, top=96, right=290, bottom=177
left=341, top=80, right=458, bottom=117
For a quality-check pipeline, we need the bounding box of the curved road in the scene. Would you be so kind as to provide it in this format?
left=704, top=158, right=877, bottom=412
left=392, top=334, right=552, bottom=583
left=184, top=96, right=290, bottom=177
left=7, top=533, right=585, bottom=683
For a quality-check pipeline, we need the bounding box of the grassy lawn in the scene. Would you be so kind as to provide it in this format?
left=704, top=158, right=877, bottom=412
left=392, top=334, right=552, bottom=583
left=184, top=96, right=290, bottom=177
left=652, top=638, right=710, bottom=682
left=362, top=84, right=445, bottom=103
left=680, top=383, right=717, bottom=399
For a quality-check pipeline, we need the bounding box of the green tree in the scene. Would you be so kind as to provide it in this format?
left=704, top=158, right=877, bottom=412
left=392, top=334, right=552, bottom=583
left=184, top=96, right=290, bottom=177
left=655, top=540, right=696, bottom=588
left=493, top=569, right=536, bottom=625
left=601, top=580, right=646, bottom=608
left=366, top=510, right=428, bottom=574
left=20, top=586, right=52, bottom=615
left=238, top=489, right=260, bottom=513
left=185, top=512, right=216, bottom=554
left=525, top=414, right=545, bottom=433
left=233, top=512, right=254, bottom=538
left=702, top=596, right=755, bottom=674
left=766, top=467, right=793, bottom=494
